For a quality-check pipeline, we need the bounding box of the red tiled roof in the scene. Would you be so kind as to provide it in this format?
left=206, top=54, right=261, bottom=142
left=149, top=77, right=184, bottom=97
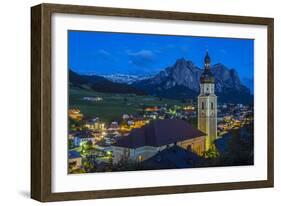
left=113, top=119, right=206, bottom=149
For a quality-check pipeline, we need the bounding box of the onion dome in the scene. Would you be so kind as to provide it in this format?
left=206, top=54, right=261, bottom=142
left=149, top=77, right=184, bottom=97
left=200, top=69, right=215, bottom=83
left=200, top=51, right=215, bottom=83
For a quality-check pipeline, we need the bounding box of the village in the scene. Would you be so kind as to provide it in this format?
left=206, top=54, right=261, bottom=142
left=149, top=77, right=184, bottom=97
left=68, top=101, right=253, bottom=174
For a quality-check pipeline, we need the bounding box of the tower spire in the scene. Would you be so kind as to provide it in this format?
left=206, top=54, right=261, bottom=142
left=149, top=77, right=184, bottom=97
left=204, top=50, right=211, bottom=69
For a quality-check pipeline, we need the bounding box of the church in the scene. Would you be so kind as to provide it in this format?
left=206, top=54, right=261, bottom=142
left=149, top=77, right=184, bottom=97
left=198, top=52, right=218, bottom=150
left=111, top=52, right=218, bottom=164
left=112, top=119, right=206, bottom=164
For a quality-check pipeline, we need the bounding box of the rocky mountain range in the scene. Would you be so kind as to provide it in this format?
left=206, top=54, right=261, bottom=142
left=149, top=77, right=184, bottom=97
left=70, top=58, right=253, bottom=104
left=100, top=73, right=153, bottom=84
left=133, top=58, right=253, bottom=104
left=69, top=70, right=146, bottom=95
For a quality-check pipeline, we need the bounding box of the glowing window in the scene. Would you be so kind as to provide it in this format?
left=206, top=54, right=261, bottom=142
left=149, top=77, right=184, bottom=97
left=138, top=155, right=143, bottom=162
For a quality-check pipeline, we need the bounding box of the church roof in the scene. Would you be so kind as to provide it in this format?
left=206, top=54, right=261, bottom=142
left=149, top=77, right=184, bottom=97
left=113, top=119, right=206, bottom=149
left=200, top=69, right=215, bottom=83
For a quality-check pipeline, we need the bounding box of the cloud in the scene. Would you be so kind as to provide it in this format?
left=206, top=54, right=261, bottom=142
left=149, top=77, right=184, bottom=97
left=127, top=49, right=154, bottom=59
left=95, top=49, right=118, bottom=62
left=97, top=49, right=112, bottom=57
left=127, top=49, right=156, bottom=67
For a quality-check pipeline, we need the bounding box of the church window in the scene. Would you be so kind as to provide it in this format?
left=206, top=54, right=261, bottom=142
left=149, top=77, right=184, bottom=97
left=186, top=145, right=192, bottom=151
left=202, top=102, right=204, bottom=109
left=211, top=102, right=214, bottom=110
left=198, top=145, right=201, bottom=154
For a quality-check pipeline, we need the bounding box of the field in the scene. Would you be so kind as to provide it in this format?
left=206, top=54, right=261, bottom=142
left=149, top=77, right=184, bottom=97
left=69, top=87, right=184, bottom=123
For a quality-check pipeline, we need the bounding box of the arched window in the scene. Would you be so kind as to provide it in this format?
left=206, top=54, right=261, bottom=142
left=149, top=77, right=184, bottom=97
left=138, top=155, right=143, bottom=162
left=211, top=102, right=214, bottom=110
left=202, top=102, right=204, bottom=109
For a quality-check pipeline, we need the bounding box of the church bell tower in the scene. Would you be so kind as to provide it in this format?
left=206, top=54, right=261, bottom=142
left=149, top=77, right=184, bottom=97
left=198, top=52, right=217, bottom=151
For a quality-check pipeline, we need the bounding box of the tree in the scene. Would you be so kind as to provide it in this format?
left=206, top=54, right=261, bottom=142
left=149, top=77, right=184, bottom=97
left=80, top=141, right=93, bottom=156
left=195, top=123, right=254, bottom=168
left=68, top=139, right=75, bottom=149
left=203, top=147, right=219, bottom=159
left=218, top=125, right=254, bottom=166
left=83, top=155, right=96, bottom=173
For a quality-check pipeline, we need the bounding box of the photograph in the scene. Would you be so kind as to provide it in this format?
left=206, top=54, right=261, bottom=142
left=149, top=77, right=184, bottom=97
left=67, top=30, right=254, bottom=174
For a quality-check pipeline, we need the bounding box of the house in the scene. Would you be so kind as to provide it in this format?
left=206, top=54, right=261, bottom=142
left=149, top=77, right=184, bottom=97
left=82, top=96, right=103, bottom=102
left=84, top=119, right=105, bottom=131
left=108, top=121, right=119, bottom=131
left=112, top=119, right=206, bottom=164
left=68, top=108, right=83, bottom=120
left=142, top=145, right=202, bottom=170
left=68, top=150, right=82, bottom=172
left=122, top=114, right=130, bottom=119
left=72, top=130, right=95, bottom=146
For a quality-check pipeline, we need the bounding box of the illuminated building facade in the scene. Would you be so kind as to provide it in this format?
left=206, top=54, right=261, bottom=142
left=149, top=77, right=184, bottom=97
left=112, top=119, right=206, bottom=164
left=198, top=52, right=217, bottom=150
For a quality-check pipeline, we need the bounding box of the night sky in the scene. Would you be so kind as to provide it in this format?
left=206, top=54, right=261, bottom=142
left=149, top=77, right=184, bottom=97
left=68, top=30, right=254, bottom=84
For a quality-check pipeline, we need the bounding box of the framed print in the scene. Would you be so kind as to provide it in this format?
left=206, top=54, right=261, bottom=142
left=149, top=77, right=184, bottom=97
left=31, top=3, right=274, bottom=202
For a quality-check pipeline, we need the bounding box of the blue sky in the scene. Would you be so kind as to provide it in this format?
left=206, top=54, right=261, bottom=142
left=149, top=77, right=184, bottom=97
left=68, top=30, right=254, bottom=82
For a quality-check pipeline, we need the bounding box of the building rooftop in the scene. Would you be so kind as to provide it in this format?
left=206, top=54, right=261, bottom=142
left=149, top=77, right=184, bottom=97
left=142, top=145, right=202, bottom=169
left=71, top=130, right=94, bottom=139
left=113, top=119, right=206, bottom=149
left=68, top=150, right=81, bottom=159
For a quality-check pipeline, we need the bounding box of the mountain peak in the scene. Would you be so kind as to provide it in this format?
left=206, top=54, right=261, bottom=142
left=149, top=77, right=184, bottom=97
left=212, top=63, right=226, bottom=67
left=212, top=63, right=233, bottom=73
left=174, top=58, right=194, bottom=67
left=176, top=57, right=186, bottom=62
